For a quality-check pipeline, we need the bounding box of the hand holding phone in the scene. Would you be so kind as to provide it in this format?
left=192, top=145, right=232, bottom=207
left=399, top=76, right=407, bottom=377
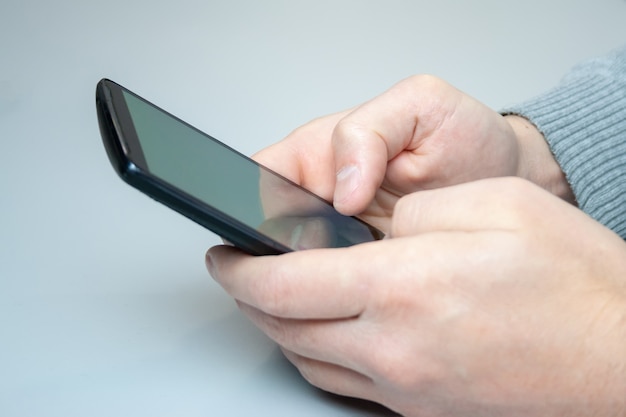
left=96, top=79, right=384, bottom=255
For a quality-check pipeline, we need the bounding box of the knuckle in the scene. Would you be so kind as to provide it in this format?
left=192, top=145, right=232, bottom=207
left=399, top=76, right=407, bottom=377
left=404, top=74, right=449, bottom=93
left=331, top=117, right=362, bottom=145
left=495, top=177, right=538, bottom=211
left=486, top=177, right=548, bottom=229
left=368, top=341, right=441, bottom=392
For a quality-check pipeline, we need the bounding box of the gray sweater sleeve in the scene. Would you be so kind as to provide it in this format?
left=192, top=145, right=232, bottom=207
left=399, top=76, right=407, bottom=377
left=503, top=46, right=626, bottom=239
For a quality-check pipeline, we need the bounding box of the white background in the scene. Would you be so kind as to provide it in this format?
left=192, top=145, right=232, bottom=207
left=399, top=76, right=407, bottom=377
left=2, top=1, right=626, bottom=416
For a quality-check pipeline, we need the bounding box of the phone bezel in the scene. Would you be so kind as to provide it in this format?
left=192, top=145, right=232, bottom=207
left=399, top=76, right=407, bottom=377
left=96, top=78, right=385, bottom=255
left=96, top=78, right=293, bottom=255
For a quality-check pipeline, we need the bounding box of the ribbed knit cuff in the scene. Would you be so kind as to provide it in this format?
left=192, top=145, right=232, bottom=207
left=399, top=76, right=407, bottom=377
left=503, top=47, right=626, bottom=239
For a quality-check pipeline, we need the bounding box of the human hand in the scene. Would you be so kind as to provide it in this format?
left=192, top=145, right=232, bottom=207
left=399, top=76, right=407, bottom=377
left=254, top=75, right=572, bottom=233
left=206, top=177, right=626, bottom=416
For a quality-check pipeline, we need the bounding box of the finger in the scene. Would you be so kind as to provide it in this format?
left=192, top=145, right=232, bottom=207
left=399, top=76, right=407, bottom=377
left=252, top=110, right=351, bottom=202
left=237, top=302, right=369, bottom=374
left=281, top=348, right=376, bottom=401
left=331, top=75, right=462, bottom=215
left=390, top=177, right=552, bottom=237
left=206, top=244, right=374, bottom=319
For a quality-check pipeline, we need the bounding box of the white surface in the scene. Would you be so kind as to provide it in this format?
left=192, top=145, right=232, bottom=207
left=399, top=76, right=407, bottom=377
left=1, top=1, right=626, bottom=416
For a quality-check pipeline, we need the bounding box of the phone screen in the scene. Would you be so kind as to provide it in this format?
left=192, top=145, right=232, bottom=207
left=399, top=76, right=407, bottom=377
left=104, top=82, right=384, bottom=253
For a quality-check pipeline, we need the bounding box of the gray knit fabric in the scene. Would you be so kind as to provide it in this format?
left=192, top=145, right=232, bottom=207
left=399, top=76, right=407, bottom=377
left=503, top=46, right=626, bottom=239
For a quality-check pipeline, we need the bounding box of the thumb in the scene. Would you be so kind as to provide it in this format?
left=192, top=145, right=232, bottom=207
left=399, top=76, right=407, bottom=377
left=331, top=75, right=459, bottom=215
left=390, top=177, right=543, bottom=237
left=332, top=129, right=388, bottom=215
left=331, top=81, right=422, bottom=215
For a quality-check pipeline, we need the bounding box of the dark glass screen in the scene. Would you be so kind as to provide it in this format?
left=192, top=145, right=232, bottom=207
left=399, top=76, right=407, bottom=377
left=122, top=90, right=384, bottom=250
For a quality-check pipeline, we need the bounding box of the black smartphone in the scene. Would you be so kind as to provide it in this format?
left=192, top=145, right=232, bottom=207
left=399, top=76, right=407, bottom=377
left=96, top=79, right=384, bottom=255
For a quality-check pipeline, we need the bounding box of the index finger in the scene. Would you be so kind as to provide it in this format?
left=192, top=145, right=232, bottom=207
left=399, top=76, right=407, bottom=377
left=206, top=244, right=371, bottom=319
left=331, top=75, right=464, bottom=214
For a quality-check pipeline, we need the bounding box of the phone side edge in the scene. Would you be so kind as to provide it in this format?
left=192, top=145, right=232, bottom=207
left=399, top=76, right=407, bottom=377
left=96, top=79, right=290, bottom=256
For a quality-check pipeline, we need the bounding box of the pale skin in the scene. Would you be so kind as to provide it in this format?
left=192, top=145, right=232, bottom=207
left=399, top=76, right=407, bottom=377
left=205, top=75, right=626, bottom=416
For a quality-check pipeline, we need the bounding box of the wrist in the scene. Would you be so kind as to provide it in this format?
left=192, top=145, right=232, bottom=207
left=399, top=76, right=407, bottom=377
left=504, top=114, right=576, bottom=204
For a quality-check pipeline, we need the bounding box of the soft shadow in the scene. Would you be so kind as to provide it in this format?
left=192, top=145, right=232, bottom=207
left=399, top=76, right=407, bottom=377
left=316, top=391, right=400, bottom=416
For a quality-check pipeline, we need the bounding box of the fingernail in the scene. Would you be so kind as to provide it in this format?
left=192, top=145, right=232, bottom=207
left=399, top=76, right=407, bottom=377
left=335, top=165, right=360, bottom=203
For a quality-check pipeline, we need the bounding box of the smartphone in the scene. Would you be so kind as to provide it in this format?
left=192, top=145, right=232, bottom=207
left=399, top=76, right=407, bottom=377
left=96, top=79, right=384, bottom=255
